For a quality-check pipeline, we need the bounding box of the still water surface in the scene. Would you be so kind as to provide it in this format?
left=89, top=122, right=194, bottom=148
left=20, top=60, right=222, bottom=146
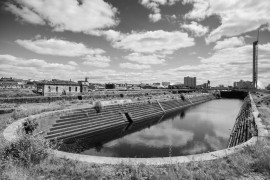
left=73, top=99, right=243, bottom=158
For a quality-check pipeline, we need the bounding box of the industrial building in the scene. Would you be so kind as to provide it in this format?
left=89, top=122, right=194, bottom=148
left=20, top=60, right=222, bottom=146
left=184, top=76, right=196, bottom=88
left=37, top=79, right=88, bottom=96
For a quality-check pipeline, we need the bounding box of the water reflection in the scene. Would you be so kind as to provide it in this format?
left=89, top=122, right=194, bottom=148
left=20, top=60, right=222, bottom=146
left=61, top=99, right=243, bottom=158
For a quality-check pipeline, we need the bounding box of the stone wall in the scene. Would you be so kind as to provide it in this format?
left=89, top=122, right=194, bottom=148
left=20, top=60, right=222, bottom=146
left=227, top=95, right=257, bottom=147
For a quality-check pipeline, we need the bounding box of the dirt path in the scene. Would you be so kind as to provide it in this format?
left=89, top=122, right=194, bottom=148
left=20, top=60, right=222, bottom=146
left=251, top=92, right=270, bottom=131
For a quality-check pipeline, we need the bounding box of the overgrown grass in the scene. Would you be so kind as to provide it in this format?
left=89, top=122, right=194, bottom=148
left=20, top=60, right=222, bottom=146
left=10, top=102, right=67, bottom=120
left=1, top=133, right=270, bottom=179
left=0, top=89, right=38, bottom=98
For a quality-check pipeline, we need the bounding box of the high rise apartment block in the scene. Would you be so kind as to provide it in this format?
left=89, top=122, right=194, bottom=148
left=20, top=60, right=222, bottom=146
left=184, top=76, right=196, bottom=88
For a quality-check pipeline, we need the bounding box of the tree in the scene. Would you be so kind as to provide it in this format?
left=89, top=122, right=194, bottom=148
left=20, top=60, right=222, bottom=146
left=266, top=84, right=270, bottom=90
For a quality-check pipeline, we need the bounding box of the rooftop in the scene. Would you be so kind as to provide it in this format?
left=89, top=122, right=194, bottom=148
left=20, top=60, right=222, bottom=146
left=37, top=80, right=79, bottom=86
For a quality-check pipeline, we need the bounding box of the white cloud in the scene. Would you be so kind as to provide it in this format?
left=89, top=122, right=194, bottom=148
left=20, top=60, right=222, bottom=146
left=0, top=54, right=79, bottom=80
left=0, top=54, right=75, bottom=69
left=149, top=13, right=162, bottom=22
left=100, top=30, right=123, bottom=42
left=183, top=0, right=270, bottom=42
left=181, top=21, right=209, bottom=37
left=261, top=23, right=270, bottom=32
left=82, top=54, right=111, bottom=68
left=124, top=53, right=165, bottom=65
left=5, top=0, right=119, bottom=34
left=0, top=54, right=118, bottom=82
left=0, top=55, right=158, bottom=83
left=6, top=4, right=45, bottom=25
left=171, top=14, right=177, bottom=19
left=119, top=63, right=151, bottom=69
left=68, top=61, right=78, bottom=66
left=104, top=30, right=194, bottom=69
left=139, top=0, right=181, bottom=22
left=16, top=38, right=105, bottom=57
left=111, top=30, right=195, bottom=54
left=213, top=37, right=245, bottom=50
left=15, top=37, right=112, bottom=67
left=183, top=0, right=209, bottom=20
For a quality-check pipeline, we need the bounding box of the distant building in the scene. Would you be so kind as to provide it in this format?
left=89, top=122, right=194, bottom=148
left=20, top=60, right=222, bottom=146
left=184, top=76, right=196, bottom=88
left=37, top=79, right=80, bottom=96
left=196, top=83, right=209, bottom=89
left=153, top=82, right=161, bottom=86
left=78, top=78, right=89, bottom=93
left=127, top=84, right=141, bottom=90
left=105, top=83, right=116, bottom=89
left=140, top=84, right=157, bottom=89
left=114, top=83, right=127, bottom=90
left=0, top=77, right=35, bottom=89
left=94, top=84, right=105, bottom=90
left=168, top=83, right=186, bottom=89
left=233, top=80, right=253, bottom=89
left=162, top=82, right=170, bottom=87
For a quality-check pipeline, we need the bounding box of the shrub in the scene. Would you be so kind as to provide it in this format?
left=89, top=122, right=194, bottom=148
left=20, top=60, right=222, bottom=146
left=0, top=134, right=50, bottom=167
left=94, top=101, right=103, bottom=113
left=23, top=119, right=38, bottom=134
left=180, top=94, right=186, bottom=101
left=78, top=95, right=82, bottom=100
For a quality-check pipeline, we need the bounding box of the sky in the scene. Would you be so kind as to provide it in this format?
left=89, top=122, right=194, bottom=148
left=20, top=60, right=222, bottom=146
left=0, top=0, right=270, bottom=87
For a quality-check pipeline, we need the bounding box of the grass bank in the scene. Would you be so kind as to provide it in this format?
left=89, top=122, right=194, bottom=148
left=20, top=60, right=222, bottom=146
left=0, top=89, right=38, bottom=98
left=1, top=134, right=270, bottom=179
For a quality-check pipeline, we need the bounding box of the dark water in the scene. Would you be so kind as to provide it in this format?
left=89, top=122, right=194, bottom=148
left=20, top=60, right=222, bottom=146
left=63, top=99, right=243, bottom=158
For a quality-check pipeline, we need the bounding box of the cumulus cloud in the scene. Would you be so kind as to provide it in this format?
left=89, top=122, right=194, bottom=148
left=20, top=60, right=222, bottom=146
left=0, top=54, right=126, bottom=82
left=182, top=0, right=210, bottom=20
left=104, top=30, right=194, bottom=69
left=16, top=38, right=105, bottom=57
left=181, top=21, right=209, bottom=37
left=124, top=53, right=165, bottom=65
left=168, top=43, right=270, bottom=86
left=82, top=54, right=111, bottom=68
left=68, top=61, right=78, bottom=66
left=119, top=63, right=151, bottom=69
left=112, top=30, right=195, bottom=54
left=0, top=54, right=79, bottom=80
left=139, top=0, right=181, bottom=22
left=100, top=30, right=123, bottom=42
left=0, top=54, right=75, bottom=69
left=183, top=0, right=270, bottom=42
left=0, top=54, right=160, bottom=83
left=149, top=13, right=162, bottom=22
left=6, top=3, right=45, bottom=25
left=15, top=37, right=112, bottom=68
left=5, top=0, right=119, bottom=34
left=213, top=37, right=245, bottom=50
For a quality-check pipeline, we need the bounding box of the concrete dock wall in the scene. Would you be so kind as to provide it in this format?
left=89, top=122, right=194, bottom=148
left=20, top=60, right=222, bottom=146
left=227, top=95, right=256, bottom=147
left=4, top=92, right=268, bottom=165
left=227, top=92, right=265, bottom=148
left=44, top=94, right=215, bottom=141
